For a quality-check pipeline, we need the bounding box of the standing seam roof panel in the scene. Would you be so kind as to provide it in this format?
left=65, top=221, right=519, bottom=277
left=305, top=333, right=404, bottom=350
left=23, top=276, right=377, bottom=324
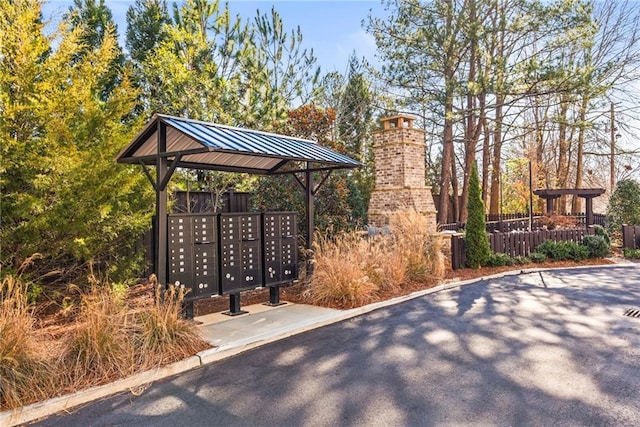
left=212, top=127, right=269, bottom=154
left=153, top=115, right=359, bottom=167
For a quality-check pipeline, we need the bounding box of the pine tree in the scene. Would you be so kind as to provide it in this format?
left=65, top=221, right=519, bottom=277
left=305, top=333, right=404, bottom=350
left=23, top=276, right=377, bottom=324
left=464, top=162, right=491, bottom=268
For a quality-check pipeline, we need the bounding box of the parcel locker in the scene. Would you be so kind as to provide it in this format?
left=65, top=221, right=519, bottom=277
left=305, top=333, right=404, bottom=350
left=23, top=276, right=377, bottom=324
left=219, top=213, right=263, bottom=294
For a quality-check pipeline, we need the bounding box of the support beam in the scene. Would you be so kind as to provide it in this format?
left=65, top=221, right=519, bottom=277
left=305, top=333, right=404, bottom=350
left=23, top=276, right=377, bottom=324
left=156, top=122, right=169, bottom=287
left=306, top=165, right=314, bottom=251
left=583, top=196, right=595, bottom=229
left=313, top=170, right=333, bottom=195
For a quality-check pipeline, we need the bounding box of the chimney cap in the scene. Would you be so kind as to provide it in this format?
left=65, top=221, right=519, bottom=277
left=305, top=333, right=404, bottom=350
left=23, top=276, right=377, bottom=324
left=380, top=114, right=417, bottom=130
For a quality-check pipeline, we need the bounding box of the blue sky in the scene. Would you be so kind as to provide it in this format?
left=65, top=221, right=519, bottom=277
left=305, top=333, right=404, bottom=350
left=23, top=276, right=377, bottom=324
left=42, top=0, right=383, bottom=75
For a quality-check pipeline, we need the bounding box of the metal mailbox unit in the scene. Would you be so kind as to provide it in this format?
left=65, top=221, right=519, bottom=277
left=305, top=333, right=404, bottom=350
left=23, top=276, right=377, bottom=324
left=263, top=212, right=298, bottom=306
left=218, top=212, right=263, bottom=315
left=168, top=211, right=298, bottom=316
left=168, top=214, right=219, bottom=298
left=263, top=212, right=298, bottom=286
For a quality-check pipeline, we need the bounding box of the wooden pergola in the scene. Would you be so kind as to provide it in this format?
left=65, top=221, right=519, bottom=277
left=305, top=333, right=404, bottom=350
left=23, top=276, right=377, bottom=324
left=533, top=188, right=606, bottom=228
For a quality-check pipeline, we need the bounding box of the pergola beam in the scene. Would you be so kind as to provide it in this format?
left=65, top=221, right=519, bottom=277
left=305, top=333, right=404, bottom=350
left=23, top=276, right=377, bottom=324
left=533, top=188, right=606, bottom=229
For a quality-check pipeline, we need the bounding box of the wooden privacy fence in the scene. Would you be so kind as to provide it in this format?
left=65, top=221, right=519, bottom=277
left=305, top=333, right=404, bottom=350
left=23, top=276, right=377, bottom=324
left=451, top=228, right=595, bottom=270
left=440, top=212, right=606, bottom=233
left=622, top=225, right=640, bottom=250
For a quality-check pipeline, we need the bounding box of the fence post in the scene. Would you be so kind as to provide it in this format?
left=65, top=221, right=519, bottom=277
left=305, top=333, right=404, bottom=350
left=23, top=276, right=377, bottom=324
left=451, top=235, right=465, bottom=270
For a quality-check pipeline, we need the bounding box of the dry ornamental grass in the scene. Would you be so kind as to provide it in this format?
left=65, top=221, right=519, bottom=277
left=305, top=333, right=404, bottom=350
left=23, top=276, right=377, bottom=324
left=0, top=273, right=209, bottom=411
left=307, top=210, right=446, bottom=309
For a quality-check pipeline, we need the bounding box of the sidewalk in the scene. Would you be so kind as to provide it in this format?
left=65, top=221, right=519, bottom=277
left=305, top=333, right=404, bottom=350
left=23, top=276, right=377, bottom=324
left=1, top=261, right=634, bottom=426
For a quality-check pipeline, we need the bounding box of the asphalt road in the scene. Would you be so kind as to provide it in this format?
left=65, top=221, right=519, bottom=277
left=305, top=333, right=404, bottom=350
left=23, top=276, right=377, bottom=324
left=36, top=265, right=640, bottom=426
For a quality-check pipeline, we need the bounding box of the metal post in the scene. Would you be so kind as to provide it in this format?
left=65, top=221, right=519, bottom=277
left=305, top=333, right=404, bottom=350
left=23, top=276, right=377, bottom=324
left=610, top=102, right=615, bottom=193
left=306, top=165, right=314, bottom=251
left=157, top=122, right=168, bottom=287
left=499, top=165, right=504, bottom=232
left=223, top=293, right=247, bottom=316
left=305, top=165, right=315, bottom=278
left=528, top=160, right=533, bottom=231
left=265, top=285, right=285, bottom=306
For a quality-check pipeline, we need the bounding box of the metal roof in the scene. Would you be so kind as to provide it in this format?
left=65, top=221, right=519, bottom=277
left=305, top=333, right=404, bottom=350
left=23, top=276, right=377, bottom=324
left=116, top=114, right=362, bottom=174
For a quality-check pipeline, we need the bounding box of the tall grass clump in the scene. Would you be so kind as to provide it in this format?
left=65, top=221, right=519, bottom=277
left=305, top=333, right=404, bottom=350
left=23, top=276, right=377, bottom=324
left=388, top=210, right=446, bottom=281
left=309, top=232, right=380, bottom=308
left=60, top=284, right=137, bottom=387
left=308, top=210, right=446, bottom=308
left=135, top=281, right=205, bottom=365
left=0, top=273, right=51, bottom=409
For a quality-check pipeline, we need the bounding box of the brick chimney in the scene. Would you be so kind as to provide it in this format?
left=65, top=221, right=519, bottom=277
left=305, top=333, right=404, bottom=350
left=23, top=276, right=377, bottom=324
left=367, top=115, right=437, bottom=231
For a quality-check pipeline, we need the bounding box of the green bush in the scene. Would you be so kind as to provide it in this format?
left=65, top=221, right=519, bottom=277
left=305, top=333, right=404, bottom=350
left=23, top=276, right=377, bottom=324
left=464, top=163, right=491, bottom=269
left=513, top=256, right=531, bottom=265
left=624, top=249, right=640, bottom=259
left=534, top=240, right=589, bottom=261
left=582, top=235, right=610, bottom=258
left=484, top=252, right=514, bottom=267
left=529, top=252, right=547, bottom=263
left=607, top=179, right=640, bottom=237
left=592, top=225, right=611, bottom=245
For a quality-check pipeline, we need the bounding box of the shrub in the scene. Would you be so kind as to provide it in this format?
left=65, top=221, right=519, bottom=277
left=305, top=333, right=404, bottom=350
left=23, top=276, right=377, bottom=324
left=582, top=235, right=610, bottom=258
left=513, top=256, right=531, bottom=265
left=592, top=224, right=611, bottom=245
left=607, top=179, right=640, bottom=237
left=464, top=163, right=491, bottom=268
left=534, top=240, right=589, bottom=261
left=539, top=214, right=579, bottom=230
left=484, top=253, right=514, bottom=267
left=388, top=210, right=446, bottom=282
left=623, top=248, right=640, bottom=259
left=529, top=252, right=547, bottom=263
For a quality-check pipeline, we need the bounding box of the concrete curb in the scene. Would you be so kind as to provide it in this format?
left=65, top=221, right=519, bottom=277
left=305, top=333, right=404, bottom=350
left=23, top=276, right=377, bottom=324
left=1, top=260, right=632, bottom=426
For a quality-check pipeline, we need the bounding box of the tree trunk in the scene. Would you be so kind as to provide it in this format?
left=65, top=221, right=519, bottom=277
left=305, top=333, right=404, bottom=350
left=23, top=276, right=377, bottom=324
left=451, top=153, right=459, bottom=223
left=572, top=95, right=588, bottom=214
left=482, top=118, right=491, bottom=205
left=556, top=94, right=569, bottom=213
left=459, top=0, right=481, bottom=223
left=438, top=96, right=454, bottom=224
left=489, top=96, right=503, bottom=215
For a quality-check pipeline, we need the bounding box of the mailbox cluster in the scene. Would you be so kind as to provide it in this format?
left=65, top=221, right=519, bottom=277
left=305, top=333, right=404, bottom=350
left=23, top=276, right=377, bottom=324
left=168, top=212, right=297, bottom=300
left=263, top=212, right=297, bottom=286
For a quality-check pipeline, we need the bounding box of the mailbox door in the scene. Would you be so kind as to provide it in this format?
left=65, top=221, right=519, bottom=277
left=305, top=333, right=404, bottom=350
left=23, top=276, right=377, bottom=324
left=193, top=243, right=218, bottom=297
left=240, top=214, right=261, bottom=241
left=220, top=215, right=239, bottom=242
left=263, top=213, right=281, bottom=239
left=263, top=238, right=281, bottom=285
left=241, top=240, right=262, bottom=288
left=280, top=213, right=295, bottom=239
left=281, top=237, right=298, bottom=282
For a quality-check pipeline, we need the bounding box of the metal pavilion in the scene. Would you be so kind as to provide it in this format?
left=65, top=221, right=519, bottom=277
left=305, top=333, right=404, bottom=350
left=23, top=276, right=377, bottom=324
left=117, top=113, right=362, bottom=291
